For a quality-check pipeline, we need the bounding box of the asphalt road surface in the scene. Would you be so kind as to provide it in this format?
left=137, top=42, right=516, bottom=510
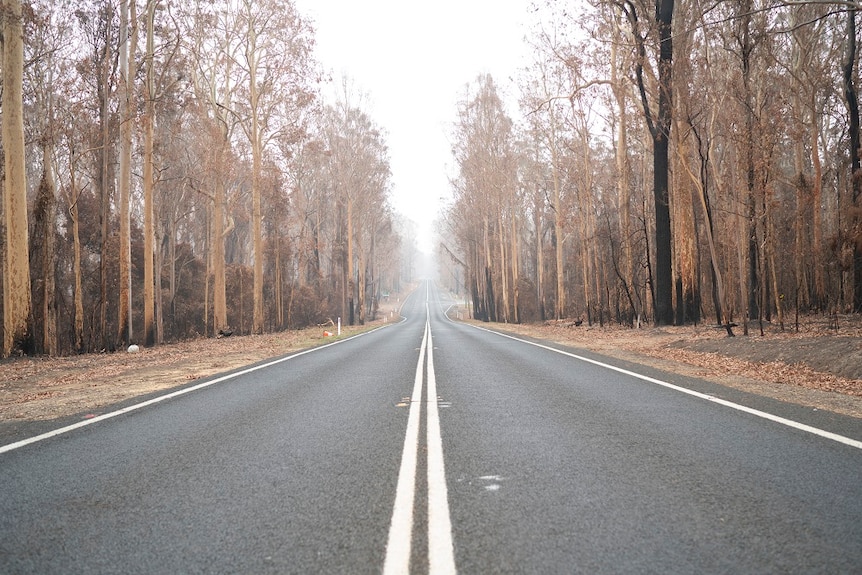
left=2, top=281, right=861, bottom=574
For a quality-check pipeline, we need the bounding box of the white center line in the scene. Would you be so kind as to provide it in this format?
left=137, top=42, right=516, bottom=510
left=383, top=302, right=457, bottom=574
left=426, top=312, right=457, bottom=574
left=383, top=318, right=427, bottom=575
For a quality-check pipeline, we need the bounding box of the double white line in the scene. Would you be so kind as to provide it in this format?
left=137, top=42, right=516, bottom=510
left=383, top=306, right=456, bottom=574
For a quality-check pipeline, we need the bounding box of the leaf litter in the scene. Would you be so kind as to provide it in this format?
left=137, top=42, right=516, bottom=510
left=1, top=309, right=861, bottom=427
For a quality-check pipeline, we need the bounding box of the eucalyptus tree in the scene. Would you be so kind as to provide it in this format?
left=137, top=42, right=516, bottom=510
left=320, top=87, right=392, bottom=325
left=25, top=0, right=75, bottom=355
left=610, top=0, right=675, bottom=325
left=520, top=40, right=571, bottom=321
left=450, top=74, right=518, bottom=322
left=68, top=0, right=119, bottom=349
left=234, top=0, right=316, bottom=334
left=1, top=0, right=30, bottom=357
left=842, top=3, right=862, bottom=311
left=185, top=0, right=243, bottom=337
left=116, top=0, right=136, bottom=347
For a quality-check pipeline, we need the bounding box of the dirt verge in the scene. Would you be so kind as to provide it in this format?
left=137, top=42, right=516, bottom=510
left=2, top=303, right=860, bottom=438
left=462, top=313, right=862, bottom=419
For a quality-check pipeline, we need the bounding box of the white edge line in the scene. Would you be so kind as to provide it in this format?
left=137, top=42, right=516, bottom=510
left=0, top=325, right=394, bottom=456
left=463, top=322, right=862, bottom=451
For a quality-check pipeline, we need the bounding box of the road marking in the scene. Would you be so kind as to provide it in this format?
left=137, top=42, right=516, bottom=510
left=466, top=323, right=862, bottom=451
left=0, top=326, right=392, bottom=456
left=382, top=317, right=426, bottom=575
left=425, top=316, right=457, bottom=574
left=384, top=305, right=456, bottom=574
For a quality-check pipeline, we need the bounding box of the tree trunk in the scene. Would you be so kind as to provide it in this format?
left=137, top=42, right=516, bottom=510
left=739, top=0, right=760, bottom=324
left=510, top=209, right=520, bottom=324
left=248, top=22, right=264, bottom=335
left=275, top=227, right=283, bottom=329
left=358, top=251, right=366, bottom=325
left=168, top=216, right=177, bottom=338
left=117, top=0, right=135, bottom=346
left=68, top=157, right=84, bottom=352
left=534, top=186, right=545, bottom=321
left=766, top=201, right=784, bottom=330
left=155, top=227, right=165, bottom=344
left=628, top=0, right=675, bottom=325
left=612, top=12, right=634, bottom=322
left=143, top=0, right=156, bottom=346
left=213, top=177, right=229, bottom=334
left=685, top=118, right=730, bottom=333
left=843, top=7, right=862, bottom=312
left=810, top=94, right=825, bottom=306
left=347, top=197, right=355, bottom=325
left=2, top=0, right=31, bottom=357
left=498, top=212, right=509, bottom=323
left=653, top=0, right=675, bottom=326
left=98, top=2, right=113, bottom=351
left=204, top=203, right=211, bottom=334
left=551, top=139, right=566, bottom=320
left=31, top=144, right=58, bottom=355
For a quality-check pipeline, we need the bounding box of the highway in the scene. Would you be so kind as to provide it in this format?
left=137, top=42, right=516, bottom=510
left=2, top=281, right=861, bottom=573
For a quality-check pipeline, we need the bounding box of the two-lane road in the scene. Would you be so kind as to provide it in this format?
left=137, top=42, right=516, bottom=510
left=2, top=281, right=861, bottom=573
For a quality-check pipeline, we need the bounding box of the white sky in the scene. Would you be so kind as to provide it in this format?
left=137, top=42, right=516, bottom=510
left=293, top=0, right=532, bottom=252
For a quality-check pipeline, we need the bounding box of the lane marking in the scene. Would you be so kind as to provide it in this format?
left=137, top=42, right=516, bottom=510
left=464, top=323, right=862, bottom=451
left=425, top=314, right=457, bottom=574
left=384, top=299, right=457, bottom=574
left=383, top=319, right=427, bottom=575
left=0, top=326, right=392, bottom=456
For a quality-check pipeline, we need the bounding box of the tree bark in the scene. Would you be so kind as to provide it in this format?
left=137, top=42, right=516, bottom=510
left=118, top=0, right=136, bottom=346
left=534, top=184, right=546, bottom=321
left=653, top=0, right=675, bottom=325
left=31, top=144, right=57, bottom=355
left=626, top=0, right=675, bottom=325
left=247, top=17, right=264, bottom=334
left=551, top=130, right=566, bottom=320
left=611, top=8, right=634, bottom=322
left=843, top=6, right=862, bottom=312
left=68, top=153, right=85, bottom=352
left=143, top=0, right=156, bottom=346
left=98, top=2, right=113, bottom=351
left=213, top=177, right=229, bottom=334
left=347, top=196, right=355, bottom=325
left=2, top=0, right=31, bottom=357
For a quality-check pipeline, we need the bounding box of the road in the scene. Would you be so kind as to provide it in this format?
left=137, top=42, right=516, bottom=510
left=2, top=281, right=861, bottom=573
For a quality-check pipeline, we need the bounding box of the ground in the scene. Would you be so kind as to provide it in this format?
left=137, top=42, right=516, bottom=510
left=2, top=299, right=861, bottom=441
left=479, top=314, right=862, bottom=419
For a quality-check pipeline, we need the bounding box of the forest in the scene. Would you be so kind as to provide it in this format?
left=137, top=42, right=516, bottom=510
left=3, top=0, right=862, bottom=360
left=0, top=0, right=413, bottom=357
left=440, top=0, right=862, bottom=334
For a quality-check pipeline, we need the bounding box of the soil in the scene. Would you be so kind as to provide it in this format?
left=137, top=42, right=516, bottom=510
left=2, top=300, right=861, bottom=441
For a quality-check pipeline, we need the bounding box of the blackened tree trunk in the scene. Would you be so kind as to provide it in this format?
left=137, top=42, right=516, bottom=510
left=654, top=0, right=675, bottom=325
left=625, top=0, right=675, bottom=325
left=30, top=146, right=58, bottom=355
left=844, top=6, right=862, bottom=312
left=741, top=0, right=760, bottom=324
